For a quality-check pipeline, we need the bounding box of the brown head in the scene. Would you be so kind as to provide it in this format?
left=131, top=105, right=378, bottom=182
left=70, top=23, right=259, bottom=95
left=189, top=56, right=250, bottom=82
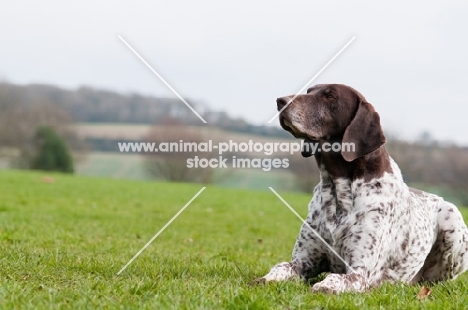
left=277, top=84, right=389, bottom=179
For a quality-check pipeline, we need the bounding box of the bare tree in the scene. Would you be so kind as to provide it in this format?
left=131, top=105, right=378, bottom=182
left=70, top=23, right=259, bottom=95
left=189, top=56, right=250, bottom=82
left=143, top=118, right=216, bottom=183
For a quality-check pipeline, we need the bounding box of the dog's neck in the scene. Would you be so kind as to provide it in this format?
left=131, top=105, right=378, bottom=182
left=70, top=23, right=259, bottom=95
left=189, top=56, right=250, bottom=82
left=314, top=142, right=392, bottom=215
left=314, top=141, right=392, bottom=182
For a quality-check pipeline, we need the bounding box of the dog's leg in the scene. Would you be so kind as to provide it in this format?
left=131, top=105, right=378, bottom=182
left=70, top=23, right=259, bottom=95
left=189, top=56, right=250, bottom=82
left=308, top=205, right=389, bottom=293
left=422, top=201, right=468, bottom=281
left=255, top=220, right=329, bottom=284
left=255, top=183, right=330, bottom=284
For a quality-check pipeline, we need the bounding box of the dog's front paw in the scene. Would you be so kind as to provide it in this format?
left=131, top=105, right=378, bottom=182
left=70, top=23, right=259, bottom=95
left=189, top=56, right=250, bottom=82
left=311, top=273, right=367, bottom=294
left=311, top=274, right=343, bottom=294
left=311, top=281, right=338, bottom=294
left=253, top=261, right=296, bottom=284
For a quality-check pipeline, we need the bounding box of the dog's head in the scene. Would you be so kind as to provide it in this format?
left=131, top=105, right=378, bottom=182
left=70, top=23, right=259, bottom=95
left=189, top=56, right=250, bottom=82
left=277, top=84, right=386, bottom=162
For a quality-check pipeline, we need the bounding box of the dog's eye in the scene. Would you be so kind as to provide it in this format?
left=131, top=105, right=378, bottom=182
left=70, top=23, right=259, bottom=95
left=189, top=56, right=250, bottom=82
left=325, top=93, right=334, bottom=99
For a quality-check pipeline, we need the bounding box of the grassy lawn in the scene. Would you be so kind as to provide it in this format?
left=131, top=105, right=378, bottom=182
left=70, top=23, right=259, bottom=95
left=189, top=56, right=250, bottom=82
left=1, top=170, right=468, bottom=309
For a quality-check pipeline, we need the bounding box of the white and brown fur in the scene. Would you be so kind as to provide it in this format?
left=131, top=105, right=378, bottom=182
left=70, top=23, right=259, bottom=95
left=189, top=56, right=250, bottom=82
left=256, top=84, right=468, bottom=293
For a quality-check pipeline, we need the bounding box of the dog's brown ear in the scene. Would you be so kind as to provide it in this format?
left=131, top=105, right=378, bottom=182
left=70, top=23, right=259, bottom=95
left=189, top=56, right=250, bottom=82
left=341, top=101, right=386, bottom=162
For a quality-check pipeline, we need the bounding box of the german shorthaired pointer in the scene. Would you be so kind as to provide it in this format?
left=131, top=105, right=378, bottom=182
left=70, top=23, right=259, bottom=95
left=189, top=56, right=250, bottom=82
left=257, top=84, right=468, bottom=293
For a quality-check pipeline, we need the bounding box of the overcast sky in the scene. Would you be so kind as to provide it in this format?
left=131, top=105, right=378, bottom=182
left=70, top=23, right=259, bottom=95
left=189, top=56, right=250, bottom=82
left=1, top=1, right=467, bottom=144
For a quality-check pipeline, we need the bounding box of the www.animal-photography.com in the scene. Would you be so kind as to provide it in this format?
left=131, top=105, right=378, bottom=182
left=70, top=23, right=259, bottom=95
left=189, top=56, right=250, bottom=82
left=1, top=1, right=468, bottom=309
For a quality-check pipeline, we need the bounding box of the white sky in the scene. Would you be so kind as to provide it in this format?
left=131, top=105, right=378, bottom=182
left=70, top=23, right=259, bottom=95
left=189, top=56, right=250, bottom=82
left=1, top=1, right=467, bottom=144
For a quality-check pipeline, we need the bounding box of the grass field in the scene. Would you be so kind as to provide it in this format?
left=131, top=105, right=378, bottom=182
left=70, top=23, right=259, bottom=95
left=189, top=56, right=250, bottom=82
left=1, top=170, right=468, bottom=309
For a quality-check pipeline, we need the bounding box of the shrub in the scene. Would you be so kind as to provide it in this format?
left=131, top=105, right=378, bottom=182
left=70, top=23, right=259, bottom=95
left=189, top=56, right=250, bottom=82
left=31, top=126, right=74, bottom=173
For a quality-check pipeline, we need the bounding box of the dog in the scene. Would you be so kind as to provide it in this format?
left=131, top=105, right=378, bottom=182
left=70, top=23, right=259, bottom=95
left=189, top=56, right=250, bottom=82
left=256, top=84, right=468, bottom=293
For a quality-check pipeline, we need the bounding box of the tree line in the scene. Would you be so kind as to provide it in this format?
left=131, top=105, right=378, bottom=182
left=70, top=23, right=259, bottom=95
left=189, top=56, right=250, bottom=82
left=0, top=82, right=288, bottom=138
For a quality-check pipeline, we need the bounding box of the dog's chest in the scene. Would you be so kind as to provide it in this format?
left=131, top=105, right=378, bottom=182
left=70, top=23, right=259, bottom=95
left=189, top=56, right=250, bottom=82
left=308, top=171, right=406, bottom=245
left=308, top=171, right=441, bottom=278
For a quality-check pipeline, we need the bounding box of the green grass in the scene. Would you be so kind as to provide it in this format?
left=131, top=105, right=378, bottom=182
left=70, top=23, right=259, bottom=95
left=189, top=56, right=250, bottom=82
left=1, top=170, right=468, bottom=309
left=76, top=152, right=150, bottom=180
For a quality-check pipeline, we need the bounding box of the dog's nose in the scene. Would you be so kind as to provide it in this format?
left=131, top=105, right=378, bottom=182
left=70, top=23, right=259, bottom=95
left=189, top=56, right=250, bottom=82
left=277, top=97, right=288, bottom=111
